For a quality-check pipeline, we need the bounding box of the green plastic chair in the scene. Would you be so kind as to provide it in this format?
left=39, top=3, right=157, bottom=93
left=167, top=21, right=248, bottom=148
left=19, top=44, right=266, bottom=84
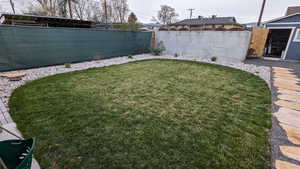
left=0, top=138, right=35, bottom=169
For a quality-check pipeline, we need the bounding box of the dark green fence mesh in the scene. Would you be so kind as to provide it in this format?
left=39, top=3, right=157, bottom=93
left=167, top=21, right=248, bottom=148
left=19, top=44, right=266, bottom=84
left=0, top=26, right=152, bottom=71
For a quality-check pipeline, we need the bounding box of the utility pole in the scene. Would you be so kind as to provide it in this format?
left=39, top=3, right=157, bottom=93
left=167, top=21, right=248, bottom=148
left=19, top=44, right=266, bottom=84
left=257, top=0, right=266, bottom=27
left=187, top=9, right=195, bottom=19
left=104, top=0, right=108, bottom=25
left=9, top=0, right=15, bottom=14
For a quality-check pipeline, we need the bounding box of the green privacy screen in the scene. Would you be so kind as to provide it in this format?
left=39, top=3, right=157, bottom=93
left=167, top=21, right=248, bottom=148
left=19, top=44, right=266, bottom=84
left=0, top=26, right=152, bottom=71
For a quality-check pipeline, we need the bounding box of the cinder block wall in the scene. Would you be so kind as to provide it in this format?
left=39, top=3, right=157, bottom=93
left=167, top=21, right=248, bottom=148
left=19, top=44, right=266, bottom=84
left=156, top=31, right=252, bottom=62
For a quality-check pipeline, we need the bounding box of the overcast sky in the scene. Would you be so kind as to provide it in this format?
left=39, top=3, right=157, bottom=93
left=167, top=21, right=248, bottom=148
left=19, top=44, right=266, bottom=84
left=1, top=0, right=300, bottom=23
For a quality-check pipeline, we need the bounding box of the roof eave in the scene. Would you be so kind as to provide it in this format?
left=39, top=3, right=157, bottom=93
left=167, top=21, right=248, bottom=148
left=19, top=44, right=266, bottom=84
left=265, top=13, right=300, bottom=24
left=170, top=23, right=240, bottom=26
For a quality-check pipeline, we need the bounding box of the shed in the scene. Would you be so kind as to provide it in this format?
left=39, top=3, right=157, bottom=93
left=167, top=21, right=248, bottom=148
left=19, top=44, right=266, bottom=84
left=265, top=13, right=300, bottom=61
left=0, top=13, right=93, bottom=28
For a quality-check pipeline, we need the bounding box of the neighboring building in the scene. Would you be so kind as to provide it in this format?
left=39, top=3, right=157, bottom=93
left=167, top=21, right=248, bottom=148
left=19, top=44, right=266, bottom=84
left=94, top=22, right=112, bottom=29
left=244, top=22, right=259, bottom=29
left=0, top=13, right=93, bottom=28
left=168, top=15, right=244, bottom=30
left=142, top=23, right=161, bottom=31
left=264, top=13, right=300, bottom=61
left=286, top=6, right=300, bottom=16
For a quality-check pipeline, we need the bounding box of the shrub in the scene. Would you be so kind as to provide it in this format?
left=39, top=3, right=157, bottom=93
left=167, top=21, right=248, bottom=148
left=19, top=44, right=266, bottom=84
left=64, top=63, right=71, bottom=68
left=211, top=56, right=218, bottom=62
left=151, top=41, right=166, bottom=56
left=151, top=48, right=163, bottom=56
left=113, top=24, right=141, bottom=31
left=128, top=55, right=133, bottom=59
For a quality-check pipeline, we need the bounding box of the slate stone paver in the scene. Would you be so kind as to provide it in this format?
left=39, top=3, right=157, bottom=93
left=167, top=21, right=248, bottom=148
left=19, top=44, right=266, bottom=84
left=274, top=81, right=300, bottom=92
left=273, top=67, right=293, bottom=71
left=274, top=70, right=297, bottom=75
left=274, top=73, right=298, bottom=79
left=278, top=89, right=300, bottom=96
left=280, top=123, right=300, bottom=145
left=275, top=100, right=300, bottom=111
left=274, top=107, right=300, bottom=128
left=275, top=76, right=300, bottom=81
left=276, top=160, right=300, bottom=169
left=274, top=78, right=299, bottom=85
left=280, top=146, right=300, bottom=162
left=278, top=94, right=300, bottom=103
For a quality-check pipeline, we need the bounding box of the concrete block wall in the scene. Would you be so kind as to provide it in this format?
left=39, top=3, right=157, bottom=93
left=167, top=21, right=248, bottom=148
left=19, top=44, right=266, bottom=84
left=156, top=31, right=252, bottom=62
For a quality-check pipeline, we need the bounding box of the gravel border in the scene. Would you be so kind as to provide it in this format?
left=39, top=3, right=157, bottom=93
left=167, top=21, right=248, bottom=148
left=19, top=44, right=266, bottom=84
left=0, top=54, right=271, bottom=125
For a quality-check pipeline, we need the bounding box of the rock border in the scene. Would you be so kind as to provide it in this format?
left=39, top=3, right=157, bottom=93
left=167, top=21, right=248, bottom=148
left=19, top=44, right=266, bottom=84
left=0, top=54, right=271, bottom=125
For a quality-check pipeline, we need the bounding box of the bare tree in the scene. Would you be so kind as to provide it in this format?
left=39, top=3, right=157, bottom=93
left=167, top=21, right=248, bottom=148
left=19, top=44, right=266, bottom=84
left=74, top=0, right=101, bottom=21
left=99, top=0, right=125, bottom=23
left=73, top=0, right=88, bottom=20
left=151, top=16, right=159, bottom=24
left=31, top=0, right=60, bottom=16
left=158, top=5, right=178, bottom=25
left=111, top=0, right=129, bottom=23
left=59, top=0, right=78, bottom=18
left=26, top=4, right=49, bottom=16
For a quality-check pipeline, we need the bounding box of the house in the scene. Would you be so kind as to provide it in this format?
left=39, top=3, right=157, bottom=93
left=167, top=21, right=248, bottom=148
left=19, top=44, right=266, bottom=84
left=142, top=23, right=162, bottom=30
left=168, top=15, right=244, bottom=30
left=264, top=12, right=300, bottom=61
left=244, top=22, right=259, bottom=29
left=286, top=6, right=300, bottom=16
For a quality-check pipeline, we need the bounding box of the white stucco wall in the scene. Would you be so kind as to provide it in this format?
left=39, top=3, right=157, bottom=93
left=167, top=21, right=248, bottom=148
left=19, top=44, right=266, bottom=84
left=156, top=31, right=252, bottom=62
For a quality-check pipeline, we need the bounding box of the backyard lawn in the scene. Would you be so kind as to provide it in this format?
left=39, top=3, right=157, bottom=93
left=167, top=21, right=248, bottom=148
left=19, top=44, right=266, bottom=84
left=9, top=59, right=271, bottom=169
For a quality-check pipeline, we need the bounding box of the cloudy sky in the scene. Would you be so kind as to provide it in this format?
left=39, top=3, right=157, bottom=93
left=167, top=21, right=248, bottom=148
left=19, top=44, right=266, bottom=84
left=1, top=0, right=300, bottom=23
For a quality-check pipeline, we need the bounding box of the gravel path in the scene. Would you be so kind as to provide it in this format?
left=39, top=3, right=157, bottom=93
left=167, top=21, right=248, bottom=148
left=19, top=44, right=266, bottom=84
left=0, top=54, right=271, bottom=125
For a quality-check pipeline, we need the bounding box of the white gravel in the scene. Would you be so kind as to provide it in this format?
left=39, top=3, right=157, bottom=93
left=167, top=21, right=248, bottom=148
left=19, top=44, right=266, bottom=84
left=0, top=54, right=271, bottom=125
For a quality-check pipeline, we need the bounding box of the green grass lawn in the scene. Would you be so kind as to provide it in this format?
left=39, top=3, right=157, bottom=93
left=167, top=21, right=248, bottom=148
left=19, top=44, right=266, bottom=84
left=9, top=59, right=271, bottom=169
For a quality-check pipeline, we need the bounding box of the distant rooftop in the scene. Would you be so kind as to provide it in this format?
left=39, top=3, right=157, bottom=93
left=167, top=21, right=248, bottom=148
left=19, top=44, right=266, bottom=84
left=143, top=23, right=162, bottom=27
left=170, top=16, right=238, bottom=26
left=286, top=6, right=300, bottom=16
left=0, top=13, right=93, bottom=28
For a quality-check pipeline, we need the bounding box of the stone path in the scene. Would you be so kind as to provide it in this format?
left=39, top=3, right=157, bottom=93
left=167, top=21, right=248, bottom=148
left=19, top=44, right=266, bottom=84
left=273, top=66, right=300, bottom=169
